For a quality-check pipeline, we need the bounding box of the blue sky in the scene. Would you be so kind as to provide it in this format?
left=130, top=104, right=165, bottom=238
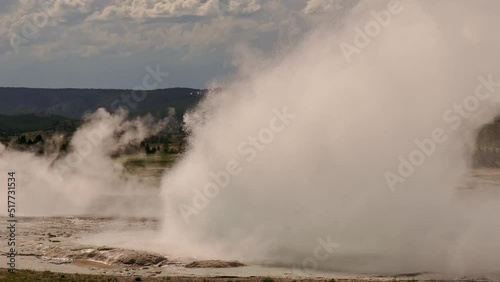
left=0, top=0, right=352, bottom=89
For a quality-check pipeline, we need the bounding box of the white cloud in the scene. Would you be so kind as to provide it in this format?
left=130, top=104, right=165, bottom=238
left=86, top=0, right=264, bottom=21
left=303, top=0, right=341, bottom=15
left=0, top=0, right=354, bottom=88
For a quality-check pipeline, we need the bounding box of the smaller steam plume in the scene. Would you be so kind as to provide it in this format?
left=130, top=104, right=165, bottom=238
left=0, top=108, right=170, bottom=217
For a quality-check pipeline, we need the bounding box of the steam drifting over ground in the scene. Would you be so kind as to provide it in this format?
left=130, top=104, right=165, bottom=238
left=1, top=0, right=500, bottom=278
left=161, top=0, right=500, bottom=276
left=0, top=109, right=168, bottom=216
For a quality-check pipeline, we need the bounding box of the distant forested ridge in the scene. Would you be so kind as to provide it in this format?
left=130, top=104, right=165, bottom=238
left=0, top=114, right=79, bottom=136
left=4, top=86, right=500, bottom=167
left=0, top=87, right=206, bottom=119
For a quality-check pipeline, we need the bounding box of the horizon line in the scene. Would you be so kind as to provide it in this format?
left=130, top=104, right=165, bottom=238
left=0, top=86, right=209, bottom=91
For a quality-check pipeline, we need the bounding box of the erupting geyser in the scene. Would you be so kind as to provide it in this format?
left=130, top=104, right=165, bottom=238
left=160, top=0, right=500, bottom=275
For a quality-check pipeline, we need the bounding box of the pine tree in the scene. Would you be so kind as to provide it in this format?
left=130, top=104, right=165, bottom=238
left=17, top=135, right=27, bottom=145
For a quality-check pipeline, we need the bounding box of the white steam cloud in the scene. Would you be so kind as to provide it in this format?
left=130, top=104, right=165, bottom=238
left=0, top=108, right=169, bottom=217
left=160, top=0, right=500, bottom=276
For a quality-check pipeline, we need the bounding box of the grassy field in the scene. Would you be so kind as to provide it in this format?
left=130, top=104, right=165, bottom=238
left=119, top=153, right=181, bottom=182
left=123, top=154, right=180, bottom=169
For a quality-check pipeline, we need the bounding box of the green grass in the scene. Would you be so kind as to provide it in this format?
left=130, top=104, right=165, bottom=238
left=123, top=154, right=179, bottom=169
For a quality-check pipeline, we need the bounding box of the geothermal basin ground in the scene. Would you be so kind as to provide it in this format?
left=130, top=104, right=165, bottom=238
left=2, top=215, right=499, bottom=282
left=1, top=165, right=500, bottom=281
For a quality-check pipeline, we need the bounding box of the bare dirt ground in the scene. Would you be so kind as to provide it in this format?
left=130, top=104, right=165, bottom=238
left=1, top=169, right=500, bottom=281
left=0, top=268, right=433, bottom=282
left=0, top=217, right=170, bottom=277
left=1, top=216, right=497, bottom=282
left=1, top=216, right=350, bottom=279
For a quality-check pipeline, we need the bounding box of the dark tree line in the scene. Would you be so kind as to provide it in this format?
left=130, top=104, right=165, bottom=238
left=140, top=129, right=188, bottom=155
left=17, top=134, right=44, bottom=145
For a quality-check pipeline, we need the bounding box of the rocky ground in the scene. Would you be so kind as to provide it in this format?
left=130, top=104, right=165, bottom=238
left=1, top=217, right=468, bottom=281
left=1, top=217, right=498, bottom=282
left=2, top=169, right=500, bottom=281
left=0, top=216, right=255, bottom=279
left=0, top=268, right=419, bottom=282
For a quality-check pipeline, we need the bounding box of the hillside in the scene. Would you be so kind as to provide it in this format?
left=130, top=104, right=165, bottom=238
left=0, top=114, right=79, bottom=136
left=0, top=87, right=206, bottom=119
